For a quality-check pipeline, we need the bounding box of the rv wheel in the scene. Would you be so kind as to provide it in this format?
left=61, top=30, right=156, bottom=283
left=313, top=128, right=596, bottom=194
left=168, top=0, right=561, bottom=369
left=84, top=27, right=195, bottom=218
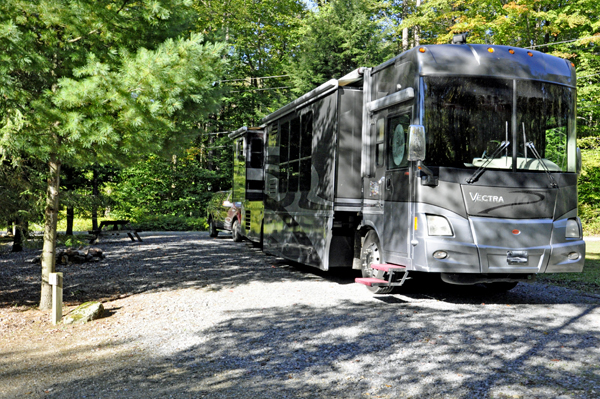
left=484, top=282, right=518, bottom=292
left=361, top=231, right=394, bottom=294
left=232, top=219, right=243, bottom=242
left=209, top=219, right=218, bottom=238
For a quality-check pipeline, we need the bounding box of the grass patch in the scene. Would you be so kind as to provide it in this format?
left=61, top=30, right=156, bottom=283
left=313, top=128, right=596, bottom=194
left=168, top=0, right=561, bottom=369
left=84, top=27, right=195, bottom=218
left=537, top=240, right=600, bottom=294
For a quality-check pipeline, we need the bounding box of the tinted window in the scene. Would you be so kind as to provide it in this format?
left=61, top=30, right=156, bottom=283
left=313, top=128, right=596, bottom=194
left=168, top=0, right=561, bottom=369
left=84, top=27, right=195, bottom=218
left=250, top=138, right=263, bottom=168
left=280, top=121, right=289, bottom=164
left=301, top=112, right=313, bottom=159
left=423, top=76, right=574, bottom=172
left=290, top=116, right=300, bottom=161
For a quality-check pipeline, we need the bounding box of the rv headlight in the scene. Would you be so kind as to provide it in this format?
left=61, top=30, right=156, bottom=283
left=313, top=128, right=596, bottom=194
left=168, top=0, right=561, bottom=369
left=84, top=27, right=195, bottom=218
left=426, top=215, right=453, bottom=236
left=565, top=219, right=581, bottom=239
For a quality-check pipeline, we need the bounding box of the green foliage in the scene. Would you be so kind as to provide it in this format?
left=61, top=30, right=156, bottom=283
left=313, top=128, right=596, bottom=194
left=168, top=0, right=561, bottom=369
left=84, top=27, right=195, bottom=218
left=0, top=0, right=227, bottom=306
left=578, top=148, right=600, bottom=235
left=0, top=1, right=227, bottom=166
left=289, top=0, right=393, bottom=94
left=538, top=240, right=600, bottom=292
left=0, top=160, right=46, bottom=226
left=194, top=0, right=304, bottom=126
left=108, top=148, right=221, bottom=220
left=129, top=215, right=207, bottom=231
left=58, top=234, right=91, bottom=248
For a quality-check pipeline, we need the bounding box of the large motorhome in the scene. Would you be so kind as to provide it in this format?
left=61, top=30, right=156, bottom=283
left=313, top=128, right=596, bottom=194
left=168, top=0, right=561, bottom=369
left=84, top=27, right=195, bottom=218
left=228, top=40, right=585, bottom=293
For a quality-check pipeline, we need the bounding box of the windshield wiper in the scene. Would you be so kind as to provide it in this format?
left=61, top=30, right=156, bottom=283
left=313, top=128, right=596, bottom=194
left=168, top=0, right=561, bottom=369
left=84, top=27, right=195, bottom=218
left=526, top=141, right=559, bottom=188
left=466, top=140, right=510, bottom=184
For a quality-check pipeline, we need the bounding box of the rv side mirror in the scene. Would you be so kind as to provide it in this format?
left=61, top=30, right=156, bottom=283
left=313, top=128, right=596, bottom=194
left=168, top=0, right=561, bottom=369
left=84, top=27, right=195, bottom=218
left=576, top=147, right=582, bottom=175
left=408, top=125, right=426, bottom=161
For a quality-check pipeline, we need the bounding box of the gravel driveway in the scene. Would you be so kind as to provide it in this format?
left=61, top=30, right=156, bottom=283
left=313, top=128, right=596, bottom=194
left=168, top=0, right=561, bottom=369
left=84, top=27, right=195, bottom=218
left=1, top=232, right=599, bottom=399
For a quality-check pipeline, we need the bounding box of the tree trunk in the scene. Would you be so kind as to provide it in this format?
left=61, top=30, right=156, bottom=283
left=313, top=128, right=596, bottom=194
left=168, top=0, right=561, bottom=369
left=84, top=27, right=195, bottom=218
left=66, top=206, right=74, bottom=236
left=40, top=157, right=61, bottom=310
left=91, top=168, right=99, bottom=231
left=11, top=218, right=23, bottom=252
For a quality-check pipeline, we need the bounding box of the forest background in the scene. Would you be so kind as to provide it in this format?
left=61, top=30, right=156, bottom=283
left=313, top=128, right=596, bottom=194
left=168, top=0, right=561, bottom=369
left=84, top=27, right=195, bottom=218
left=2, top=0, right=600, bottom=241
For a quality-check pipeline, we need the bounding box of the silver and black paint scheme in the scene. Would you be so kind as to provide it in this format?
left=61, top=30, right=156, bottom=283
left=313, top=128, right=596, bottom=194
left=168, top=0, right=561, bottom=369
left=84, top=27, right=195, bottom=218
left=242, top=42, right=585, bottom=285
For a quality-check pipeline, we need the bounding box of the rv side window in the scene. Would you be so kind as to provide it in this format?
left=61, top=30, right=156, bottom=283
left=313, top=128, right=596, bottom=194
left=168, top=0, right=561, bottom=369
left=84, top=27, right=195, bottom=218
left=289, top=161, right=299, bottom=192
left=300, top=111, right=313, bottom=191
left=238, top=138, right=245, bottom=162
left=290, top=117, right=301, bottom=161
left=387, top=113, right=411, bottom=169
left=300, top=159, right=311, bottom=191
left=280, top=121, right=290, bottom=164
left=279, top=164, right=288, bottom=193
left=268, top=124, right=278, bottom=148
left=301, top=112, right=313, bottom=159
left=250, top=138, right=263, bottom=168
left=376, top=118, right=385, bottom=167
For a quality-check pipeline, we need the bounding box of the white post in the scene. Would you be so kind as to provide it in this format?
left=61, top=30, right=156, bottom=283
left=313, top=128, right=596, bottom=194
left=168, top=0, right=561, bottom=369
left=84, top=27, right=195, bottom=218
left=49, top=272, right=63, bottom=325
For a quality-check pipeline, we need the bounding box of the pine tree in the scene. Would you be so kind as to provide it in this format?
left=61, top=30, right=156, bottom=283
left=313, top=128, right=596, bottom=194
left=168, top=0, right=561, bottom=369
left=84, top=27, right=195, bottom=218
left=0, top=0, right=226, bottom=309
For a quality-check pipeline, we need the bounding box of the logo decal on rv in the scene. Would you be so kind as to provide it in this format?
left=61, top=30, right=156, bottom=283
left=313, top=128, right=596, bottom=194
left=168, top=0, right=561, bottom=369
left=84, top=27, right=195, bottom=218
left=469, top=192, right=505, bottom=203
left=473, top=190, right=547, bottom=215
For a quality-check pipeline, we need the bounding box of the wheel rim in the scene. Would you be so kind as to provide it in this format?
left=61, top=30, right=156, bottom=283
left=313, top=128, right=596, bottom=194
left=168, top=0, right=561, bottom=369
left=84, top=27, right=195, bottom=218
left=362, top=239, right=381, bottom=279
left=233, top=221, right=240, bottom=240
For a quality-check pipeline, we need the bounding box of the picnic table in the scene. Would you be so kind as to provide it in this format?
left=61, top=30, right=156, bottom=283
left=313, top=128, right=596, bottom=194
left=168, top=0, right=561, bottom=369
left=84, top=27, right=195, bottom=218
left=88, top=220, right=142, bottom=244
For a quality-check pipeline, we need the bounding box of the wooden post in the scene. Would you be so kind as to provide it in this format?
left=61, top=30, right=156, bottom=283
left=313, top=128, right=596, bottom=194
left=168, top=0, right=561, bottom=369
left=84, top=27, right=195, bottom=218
left=49, top=272, right=63, bottom=325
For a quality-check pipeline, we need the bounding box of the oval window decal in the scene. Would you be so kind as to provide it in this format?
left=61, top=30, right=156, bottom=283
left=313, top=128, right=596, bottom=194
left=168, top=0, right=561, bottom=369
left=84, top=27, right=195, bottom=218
left=392, top=124, right=406, bottom=166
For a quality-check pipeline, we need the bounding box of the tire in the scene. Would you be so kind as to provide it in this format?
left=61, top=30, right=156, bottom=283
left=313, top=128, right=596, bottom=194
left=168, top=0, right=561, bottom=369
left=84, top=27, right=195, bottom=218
left=259, top=221, right=264, bottom=250
left=208, top=219, right=218, bottom=238
left=484, top=282, right=519, bottom=292
left=256, top=220, right=264, bottom=250
left=232, top=219, right=242, bottom=242
left=360, top=230, right=394, bottom=294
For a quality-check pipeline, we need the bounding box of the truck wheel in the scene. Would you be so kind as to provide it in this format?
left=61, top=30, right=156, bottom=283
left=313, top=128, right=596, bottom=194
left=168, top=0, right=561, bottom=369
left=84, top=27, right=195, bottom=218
left=484, top=282, right=518, bottom=292
left=360, top=231, right=394, bottom=294
left=232, top=219, right=242, bottom=242
left=209, top=219, right=218, bottom=238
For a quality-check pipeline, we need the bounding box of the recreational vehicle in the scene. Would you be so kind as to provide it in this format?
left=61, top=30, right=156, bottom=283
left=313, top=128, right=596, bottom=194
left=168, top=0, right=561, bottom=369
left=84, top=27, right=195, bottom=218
left=228, top=40, right=585, bottom=293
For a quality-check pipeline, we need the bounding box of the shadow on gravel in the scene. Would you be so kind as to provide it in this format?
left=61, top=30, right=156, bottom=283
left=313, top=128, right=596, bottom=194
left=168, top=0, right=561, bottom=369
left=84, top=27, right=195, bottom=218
left=300, top=265, right=599, bottom=306
left=38, top=299, right=600, bottom=399
left=0, top=233, right=325, bottom=308
left=1, top=232, right=597, bottom=308
left=3, top=232, right=600, bottom=398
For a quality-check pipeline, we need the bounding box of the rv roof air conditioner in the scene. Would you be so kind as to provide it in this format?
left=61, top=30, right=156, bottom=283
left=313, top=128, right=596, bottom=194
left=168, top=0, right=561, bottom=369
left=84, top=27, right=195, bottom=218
left=452, top=33, right=468, bottom=45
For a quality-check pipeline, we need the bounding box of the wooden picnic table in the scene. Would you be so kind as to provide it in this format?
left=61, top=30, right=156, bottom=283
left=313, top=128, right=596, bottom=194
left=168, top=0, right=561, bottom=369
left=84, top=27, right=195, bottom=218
left=88, top=220, right=142, bottom=244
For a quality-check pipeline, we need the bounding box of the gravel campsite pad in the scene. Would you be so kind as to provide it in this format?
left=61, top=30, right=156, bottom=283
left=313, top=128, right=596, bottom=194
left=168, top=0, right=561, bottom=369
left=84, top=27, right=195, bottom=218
left=1, top=232, right=600, bottom=398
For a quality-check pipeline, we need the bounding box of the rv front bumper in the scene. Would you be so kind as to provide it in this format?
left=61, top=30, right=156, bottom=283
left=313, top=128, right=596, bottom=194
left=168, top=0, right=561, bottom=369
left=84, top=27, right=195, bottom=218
left=421, top=236, right=585, bottom=275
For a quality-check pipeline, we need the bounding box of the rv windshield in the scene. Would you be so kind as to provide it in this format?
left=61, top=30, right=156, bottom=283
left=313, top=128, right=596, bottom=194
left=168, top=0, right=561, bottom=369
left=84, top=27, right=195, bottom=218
left=423, top=76, right=574, bottom=172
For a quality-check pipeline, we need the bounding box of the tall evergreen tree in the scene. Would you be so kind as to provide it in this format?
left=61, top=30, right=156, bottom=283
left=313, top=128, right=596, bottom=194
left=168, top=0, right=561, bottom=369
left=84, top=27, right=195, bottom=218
left=0, top=0, right=226, bottom=309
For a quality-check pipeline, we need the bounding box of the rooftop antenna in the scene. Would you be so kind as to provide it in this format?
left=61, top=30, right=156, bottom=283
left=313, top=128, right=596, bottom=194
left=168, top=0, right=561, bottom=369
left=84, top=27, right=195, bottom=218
left=452, top=33, right=469, bottom=45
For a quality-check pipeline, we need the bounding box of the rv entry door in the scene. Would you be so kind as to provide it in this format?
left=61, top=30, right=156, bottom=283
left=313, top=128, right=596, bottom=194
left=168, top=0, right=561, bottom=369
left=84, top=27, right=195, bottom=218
left=366, top=118, right=386, bottom=213
left=383, top=111, right=412, bottom=261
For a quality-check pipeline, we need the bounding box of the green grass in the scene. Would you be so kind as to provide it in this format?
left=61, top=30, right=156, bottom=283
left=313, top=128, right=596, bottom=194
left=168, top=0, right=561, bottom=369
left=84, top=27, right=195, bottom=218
left=537, top=240, right=600, bottom=294
left=29, top=217, right=111, bottom=233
